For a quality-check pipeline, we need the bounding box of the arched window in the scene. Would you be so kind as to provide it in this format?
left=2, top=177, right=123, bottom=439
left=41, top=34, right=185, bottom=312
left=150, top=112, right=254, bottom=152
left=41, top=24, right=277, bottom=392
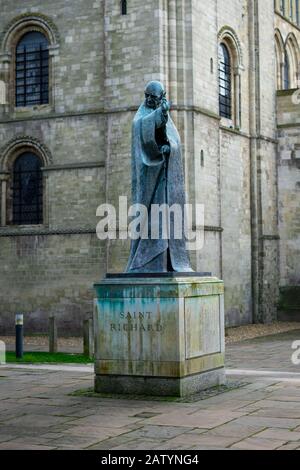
left=218, top=43, right=232, bottom=119
left=275, top=30, right=285, bottom=90
left=284, top=50, right=290, bottom=90
left=13, top=152, right=43, bottom=225
left=121, top=0, right=127, bottom=15
left=16, top=31, right=49, bottom=107
left=285, top=33, right=300, bottom=89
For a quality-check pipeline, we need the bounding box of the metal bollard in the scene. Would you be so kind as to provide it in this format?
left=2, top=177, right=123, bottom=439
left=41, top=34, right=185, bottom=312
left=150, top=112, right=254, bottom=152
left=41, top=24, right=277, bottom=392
left=83, top=318, right=94, bottom=359
left=15, top=313, right=24, bottom=359
left=49, top=316, right=58, bottom=353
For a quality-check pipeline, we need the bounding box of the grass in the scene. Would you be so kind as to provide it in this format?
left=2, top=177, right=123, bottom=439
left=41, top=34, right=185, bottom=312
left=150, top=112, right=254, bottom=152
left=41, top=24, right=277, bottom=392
left=5, top=351, right=94, bottom=364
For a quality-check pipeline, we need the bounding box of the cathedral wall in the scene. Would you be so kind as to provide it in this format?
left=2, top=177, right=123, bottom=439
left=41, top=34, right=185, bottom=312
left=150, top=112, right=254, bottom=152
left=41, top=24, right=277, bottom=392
left=0, top=0, right=106, bottom=335
left=277, top=91, right=300, bottom=287
left=191, top=0, right=253, bottom=325
left=275, top=11, right=300, bottom=318
left=0, top=0, right=298, bottom=334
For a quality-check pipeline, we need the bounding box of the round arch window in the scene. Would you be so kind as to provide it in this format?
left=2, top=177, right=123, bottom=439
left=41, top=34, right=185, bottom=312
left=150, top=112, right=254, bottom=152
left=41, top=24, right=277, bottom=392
left=13, top=152, right=43, bottom=225
left=16, top=31, right=49, bottom=107
left=218, top=43, right=232, bottom=119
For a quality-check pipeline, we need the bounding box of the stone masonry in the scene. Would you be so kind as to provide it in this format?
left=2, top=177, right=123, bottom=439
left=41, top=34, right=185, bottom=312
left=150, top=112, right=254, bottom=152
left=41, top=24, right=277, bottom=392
left=0, top=0, right=299, bottom=334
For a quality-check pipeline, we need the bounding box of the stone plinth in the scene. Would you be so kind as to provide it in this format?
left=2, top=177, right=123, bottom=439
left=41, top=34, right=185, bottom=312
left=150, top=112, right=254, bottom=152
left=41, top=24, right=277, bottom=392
left=94, top=275, right=225, bottom=397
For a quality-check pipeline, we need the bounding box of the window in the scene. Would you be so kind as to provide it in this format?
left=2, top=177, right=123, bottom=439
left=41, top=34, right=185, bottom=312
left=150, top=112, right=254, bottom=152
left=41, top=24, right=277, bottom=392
left=275, top=32, right=283, bottom=90
left=219, top=43, right=232, bottom=119
left=284, top=50, right=290, bottom=89
left=121, top=0, right=127, bottom=15
left=13, top=152, right=43, bottom=225
left=278, top=0, right=300, bottom=25
left=16, top=31, right=49, bottom=107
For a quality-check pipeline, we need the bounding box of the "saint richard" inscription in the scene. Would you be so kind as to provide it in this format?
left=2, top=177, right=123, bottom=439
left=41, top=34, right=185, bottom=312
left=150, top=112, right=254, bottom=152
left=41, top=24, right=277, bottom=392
left=110, top=311, right=164, bottom=333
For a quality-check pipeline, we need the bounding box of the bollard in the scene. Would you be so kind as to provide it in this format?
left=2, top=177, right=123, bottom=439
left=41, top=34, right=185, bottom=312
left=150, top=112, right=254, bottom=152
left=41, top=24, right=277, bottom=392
left=49, top=316, right=58, bottom=353
left=0, top=340, right=6, bottom=365
left=15, top=313, right=24, bottom=359
left=83, top=318, right=94, bottom=358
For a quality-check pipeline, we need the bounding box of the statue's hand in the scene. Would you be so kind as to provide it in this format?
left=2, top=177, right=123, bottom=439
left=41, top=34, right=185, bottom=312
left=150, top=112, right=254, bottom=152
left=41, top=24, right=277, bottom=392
left=161, top=96, right=171, bottom=115
left=161, top=145, right=170, bottom=156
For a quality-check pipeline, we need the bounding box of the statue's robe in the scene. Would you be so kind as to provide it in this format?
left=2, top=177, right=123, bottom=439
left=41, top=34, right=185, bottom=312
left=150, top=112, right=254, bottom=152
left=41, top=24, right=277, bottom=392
left=126, top=103, right=192, bottom=273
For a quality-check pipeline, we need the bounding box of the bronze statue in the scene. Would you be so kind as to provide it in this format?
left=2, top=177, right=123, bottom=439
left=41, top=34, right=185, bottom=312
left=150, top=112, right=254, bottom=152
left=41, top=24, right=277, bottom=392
left=126, top=81, right=193, bottom=273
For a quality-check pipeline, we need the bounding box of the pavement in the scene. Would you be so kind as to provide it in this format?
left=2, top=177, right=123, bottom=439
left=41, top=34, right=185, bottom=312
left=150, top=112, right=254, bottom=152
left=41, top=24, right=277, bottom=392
left=1, top=330, right=300, bottom=450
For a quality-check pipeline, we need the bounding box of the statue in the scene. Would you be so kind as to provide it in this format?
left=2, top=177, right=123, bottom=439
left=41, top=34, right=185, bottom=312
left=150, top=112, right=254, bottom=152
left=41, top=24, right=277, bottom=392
left=126, top=81, right=193, bottom=273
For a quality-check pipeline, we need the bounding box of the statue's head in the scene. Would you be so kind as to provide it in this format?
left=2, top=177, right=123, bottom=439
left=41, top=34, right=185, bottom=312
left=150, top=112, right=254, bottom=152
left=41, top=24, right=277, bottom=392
left=144, top=81, right=165, bottom=109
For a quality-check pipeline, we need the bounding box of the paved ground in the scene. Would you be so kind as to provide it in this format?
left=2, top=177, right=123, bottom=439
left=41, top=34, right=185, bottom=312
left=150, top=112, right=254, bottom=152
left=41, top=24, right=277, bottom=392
left=1, top=330, right=300, bottom=450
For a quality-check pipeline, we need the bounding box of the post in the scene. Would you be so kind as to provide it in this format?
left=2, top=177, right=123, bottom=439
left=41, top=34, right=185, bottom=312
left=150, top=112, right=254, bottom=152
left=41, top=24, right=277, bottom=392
left=15, top=313, right=24, bottom=359
left=0, top=340, right=5, bottom=364
left=49, top=316, right=58, bottom=353
left=83, top=318, right=94, bottom=358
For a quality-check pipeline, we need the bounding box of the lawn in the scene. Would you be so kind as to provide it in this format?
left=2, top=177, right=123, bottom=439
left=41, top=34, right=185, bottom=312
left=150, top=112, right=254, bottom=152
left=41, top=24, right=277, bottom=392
left=5, top=351, right=94, bottom=364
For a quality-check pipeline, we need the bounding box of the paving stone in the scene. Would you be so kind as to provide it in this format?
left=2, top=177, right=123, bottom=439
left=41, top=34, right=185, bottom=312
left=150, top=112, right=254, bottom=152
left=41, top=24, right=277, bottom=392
left=0, top=434, right=15, bottom=443
left=191, top=421, right=266, bottom=439
left=49, top=435, right=106, bottom=449
left=0, top=440, right=56, bottom=450
left=230, top=437, right=287, bottom=450
left=250, top=408, right=300, bottom=419
left=254, top=428, right=300, bottom=442
left=158, top=433, right=241, bottom=449
left=66, top=414, right=142, bottom=428
left=39, top=432, right=66, bottom=439
left=236, top=399, right=300, bottom=412
left=87, top=435, right=138, bottom=450
left=277, top=443, right=300, bottom=450
left=231, top=415, right=300, bottom=430
left=111, top=438, right=164, bottom=451
left=121, top=425, right=193, bottom=440
left=131, top=412, right=161, bottom=419
left=4, top=414, right=74, bottom=428
left=61, top=425, right=128, bottom=439
left=146, top=410, right=245, bottom=429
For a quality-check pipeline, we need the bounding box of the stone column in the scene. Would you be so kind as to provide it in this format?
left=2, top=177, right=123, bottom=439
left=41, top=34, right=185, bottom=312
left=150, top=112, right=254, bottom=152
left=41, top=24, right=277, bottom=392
left=48, top=45, right=60, bottom=109
left=234, top=68, right=241, bottom=129
left=0, top=174, right=9, bottom=227
left=168, top=0, right=178, bottom=106
left=0, top=52, right=12, bottom=115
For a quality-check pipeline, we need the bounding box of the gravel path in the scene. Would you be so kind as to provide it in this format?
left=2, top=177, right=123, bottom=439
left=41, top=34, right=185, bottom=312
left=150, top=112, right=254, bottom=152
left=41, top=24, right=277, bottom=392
left=225, top=321, right=300, bottom=344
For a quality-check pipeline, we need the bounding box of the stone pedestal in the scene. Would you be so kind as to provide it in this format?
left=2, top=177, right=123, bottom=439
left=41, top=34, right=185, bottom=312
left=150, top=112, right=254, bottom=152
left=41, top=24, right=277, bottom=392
left=94, top=274, right=225, bottom=397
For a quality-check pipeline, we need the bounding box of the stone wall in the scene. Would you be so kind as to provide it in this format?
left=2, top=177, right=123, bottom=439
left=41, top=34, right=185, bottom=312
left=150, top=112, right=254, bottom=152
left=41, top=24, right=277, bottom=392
left=0, top=0, right=299, bottom=334
left=0, top=0, right=107, bottom=335
left=277, top=90, right=300, bottom=287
